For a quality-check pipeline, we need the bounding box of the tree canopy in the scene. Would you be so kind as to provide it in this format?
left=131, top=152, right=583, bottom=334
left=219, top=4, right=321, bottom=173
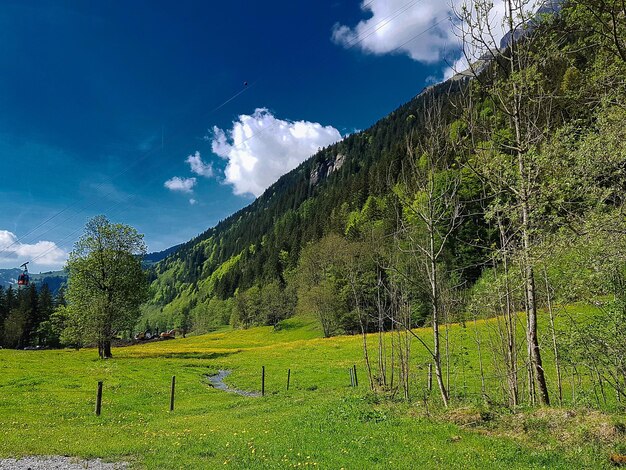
left=65, top=215, right=147, bottom=358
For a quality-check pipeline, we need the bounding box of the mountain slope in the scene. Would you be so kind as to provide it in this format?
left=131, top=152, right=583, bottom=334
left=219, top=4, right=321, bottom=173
left=143, top=77, right=472, bottom=329
left=144, top=3, right=602, bottom=333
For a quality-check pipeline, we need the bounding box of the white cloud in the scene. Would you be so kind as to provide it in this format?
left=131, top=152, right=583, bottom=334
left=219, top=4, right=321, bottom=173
left=0, top=230, right=67, bottom=270
left=186, top=151, right=214, bottom=177
left=189, top=198, right=197, bottom=205
left=332, top=0, right=459, bottom=64
left=164, top=176, right=197, bottom=194
left=333, top=0, right=543, bottom=78
left=210, top=108, right=342, bottom=197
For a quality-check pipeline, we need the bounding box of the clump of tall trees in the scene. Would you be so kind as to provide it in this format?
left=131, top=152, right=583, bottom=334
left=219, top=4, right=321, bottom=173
left=0, top=283, right=64, bottom=349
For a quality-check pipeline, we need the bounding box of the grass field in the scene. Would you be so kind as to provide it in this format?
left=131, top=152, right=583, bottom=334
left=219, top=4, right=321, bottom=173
left=1, top=307, right=625, bottom=469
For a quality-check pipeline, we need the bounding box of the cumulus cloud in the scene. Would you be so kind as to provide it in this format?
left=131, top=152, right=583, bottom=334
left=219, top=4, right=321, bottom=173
left=186, top=151, right=214, bottom=177
left=210, top=108, right=342, bottom=197
left=164, top=176, right=197, bottom=194
left=333, top=0, right=541, bottom=78
left=332, top=0, right=459, bottom=64
left=189, top=198, right=197, bottom=205
left=0, top=230, right=67, bottom=270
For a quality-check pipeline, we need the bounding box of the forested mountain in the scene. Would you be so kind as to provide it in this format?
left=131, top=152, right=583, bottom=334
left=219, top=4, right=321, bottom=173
left=142, top=76, right=476, bottom=330
left=142, top=0, right=626, bottom=361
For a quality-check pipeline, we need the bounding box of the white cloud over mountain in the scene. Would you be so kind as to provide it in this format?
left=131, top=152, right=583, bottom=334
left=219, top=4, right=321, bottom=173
left=332, top=0, right=459, bottom=64
left=332, top=0, right=541, bottom=78
left=210, top=108, right=342, bottom=197
left=0, top=230, right=67, bottom=269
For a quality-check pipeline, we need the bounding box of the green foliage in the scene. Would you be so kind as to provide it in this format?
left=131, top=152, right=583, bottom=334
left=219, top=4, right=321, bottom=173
left=0, top=283, right=65, bottom=349
left=231, top=281, right=296, bottom=330
left=64, top=216, right=148, bottom=357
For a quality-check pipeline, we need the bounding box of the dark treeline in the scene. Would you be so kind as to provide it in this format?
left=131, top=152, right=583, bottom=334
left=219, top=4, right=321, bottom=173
left=0, top=284, right=66, bottom=349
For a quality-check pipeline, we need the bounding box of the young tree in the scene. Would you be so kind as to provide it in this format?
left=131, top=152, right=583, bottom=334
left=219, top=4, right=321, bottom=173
left=457, top=0, right=553, bottom=405
left=396, top=98, right=463, bottom=407
left=65, top=215, right=148, bottom=358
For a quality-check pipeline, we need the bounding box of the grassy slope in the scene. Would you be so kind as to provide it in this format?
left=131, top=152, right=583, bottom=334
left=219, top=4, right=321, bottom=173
left=0, top=307, right=623, bottom=469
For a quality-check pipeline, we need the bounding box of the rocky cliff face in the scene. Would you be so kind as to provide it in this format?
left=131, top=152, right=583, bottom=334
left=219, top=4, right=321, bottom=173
left=499, top=0, right=562, bottom=49
left=309, top=153, right=346, bottom=187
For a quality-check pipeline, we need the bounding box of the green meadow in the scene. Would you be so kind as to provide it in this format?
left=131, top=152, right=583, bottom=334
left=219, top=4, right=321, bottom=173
left=1, top=306, right=624, bottom=469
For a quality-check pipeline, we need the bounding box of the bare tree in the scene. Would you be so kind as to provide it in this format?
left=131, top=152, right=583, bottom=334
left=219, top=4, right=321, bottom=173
left=395, top=97, right=463, bottom=407
left=456, top=0, right=554, bottom=405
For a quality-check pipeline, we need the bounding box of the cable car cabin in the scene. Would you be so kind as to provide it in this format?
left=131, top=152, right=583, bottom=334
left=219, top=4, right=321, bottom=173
left=17, top=273, right=29, bottom=286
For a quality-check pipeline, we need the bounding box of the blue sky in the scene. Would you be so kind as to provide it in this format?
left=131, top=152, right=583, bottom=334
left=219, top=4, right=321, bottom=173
left=0, top=0, right=512, bottom=272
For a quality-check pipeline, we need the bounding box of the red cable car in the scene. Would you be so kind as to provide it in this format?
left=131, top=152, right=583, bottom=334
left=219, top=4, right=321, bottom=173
left=17, top=262, right=29, bottom=287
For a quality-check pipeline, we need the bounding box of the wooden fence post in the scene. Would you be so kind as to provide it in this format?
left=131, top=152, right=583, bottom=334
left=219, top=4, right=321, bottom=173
left=262, top=366, right=265, bottom=397
left=95, top=381, right=103, bottom=416
left=287, top=368, right=291, bottom=391
left=170, top=376, right=176, bottom=411
left=353, top=364, right=358, bottom=387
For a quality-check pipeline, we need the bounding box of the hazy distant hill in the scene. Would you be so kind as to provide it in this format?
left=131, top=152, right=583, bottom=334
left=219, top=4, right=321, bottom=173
left=0, top=268, right=66, bottom=295
left=0, top=268, right=21, bottom=288
left=142, top=244, right=182, bottom=267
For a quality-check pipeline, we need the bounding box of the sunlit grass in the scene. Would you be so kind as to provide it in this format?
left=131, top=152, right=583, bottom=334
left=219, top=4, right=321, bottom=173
left=0, top=304, right=621, bottom=468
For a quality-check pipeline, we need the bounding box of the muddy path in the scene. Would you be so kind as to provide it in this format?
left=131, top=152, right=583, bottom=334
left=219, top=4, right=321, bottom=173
left=206, top=370, right=260, bottom=397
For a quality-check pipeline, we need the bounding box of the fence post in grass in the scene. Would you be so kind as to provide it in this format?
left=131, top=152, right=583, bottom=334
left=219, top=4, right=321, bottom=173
left=428, top=363, right=433, bottom=392
left=170, top=376, right=176, bottom=412
left=287, top=368, right=291, bottom=391
left=95, top=381, right=103, bottom=416
left=353, top=365, right=358, bottom=387
left=262, top=366, right=265, bottom=397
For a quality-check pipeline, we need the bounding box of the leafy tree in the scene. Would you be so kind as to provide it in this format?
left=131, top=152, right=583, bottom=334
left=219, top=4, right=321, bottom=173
left=3, top=308, right=26, bottom=349
left=232, top=286, right=261, bottom=329
left=296, top=234, right=352, bottom=337
left=260, top=280, right=295, bottom=328
left=36, top=284, right=54, bottom=346
left=65, top=215, right=148, bottom=358
left=396, top=98, right=463, bottom=408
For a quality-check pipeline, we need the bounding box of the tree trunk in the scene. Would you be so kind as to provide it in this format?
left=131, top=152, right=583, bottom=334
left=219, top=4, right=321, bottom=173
left=352, top=276, right=375, bottom=391
left=497, top=219, right=518, bottom=407
left=506, top=0, right=550, bottom=407
left=521, top=202, right=549, bottom=405
left=103, top=340, right=112, bottom=359
left=430, top=228, right=449, bottom=408
left=361, top=322, right=375, bottom=391
left=544, top=268, right=563, bottom=405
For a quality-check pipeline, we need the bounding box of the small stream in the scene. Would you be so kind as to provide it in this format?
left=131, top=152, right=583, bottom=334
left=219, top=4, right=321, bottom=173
left=206, top=370, right=261, bottom=397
